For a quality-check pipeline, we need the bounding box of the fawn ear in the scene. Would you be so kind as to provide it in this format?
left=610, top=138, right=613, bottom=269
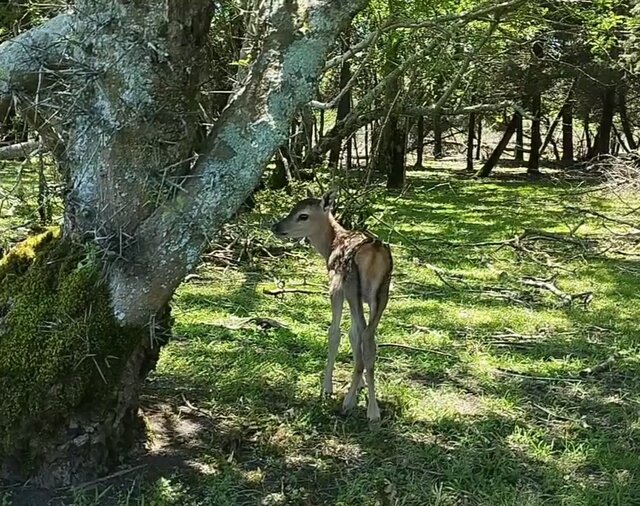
left=320, top=189, right=337, bottom=213
left=306, top=188, right=314, bottom=199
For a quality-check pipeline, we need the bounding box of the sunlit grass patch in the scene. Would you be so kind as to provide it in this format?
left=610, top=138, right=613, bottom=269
left=139, top=168, right=640, bottom=505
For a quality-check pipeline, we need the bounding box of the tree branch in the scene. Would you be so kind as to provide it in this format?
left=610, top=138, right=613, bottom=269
left=0, top=140, right=39, bottom=160
left=432, top=20, right=498, bottom=113
left=309, top=40, right=435, bottom=158
left=324, top=0, right=525, bottom=70
left=108, top=0, right=367, bottom=326
left=0, top=13, right=72, bottom=101
left=309, top=31, right=378, bottom=110
left=0, top=13, right=73, bottom=155
left=398, top=100, right=517, bottom=118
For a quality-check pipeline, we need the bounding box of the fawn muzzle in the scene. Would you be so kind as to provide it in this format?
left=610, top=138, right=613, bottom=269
left=271, top=222, right=287, bottom=237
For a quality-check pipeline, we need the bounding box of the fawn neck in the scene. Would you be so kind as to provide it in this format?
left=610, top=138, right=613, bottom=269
left=307, top=214, right=345, bottom=262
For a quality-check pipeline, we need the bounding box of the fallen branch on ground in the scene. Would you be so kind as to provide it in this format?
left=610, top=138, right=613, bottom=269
left=248, top=317, right=287, bottom=329
left=579, top=354, right=618, bottom=377
left=399, top=323, right=434, bottom=333
left=57, top=464, right=146, bottom=491
left=531, top=403, right=588, bottom=427
left=493, top=368, right=583, bottom=382
left=567, top=206, right=639, bottom=229
left=263, top=288, right=321, bottom=296
left=213, top=317, right=288, bottom=330
left=520, top=277, right=593, bottom=307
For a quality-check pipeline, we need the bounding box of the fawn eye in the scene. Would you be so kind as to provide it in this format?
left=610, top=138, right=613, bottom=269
left=297, top=214, right=309, bottom=221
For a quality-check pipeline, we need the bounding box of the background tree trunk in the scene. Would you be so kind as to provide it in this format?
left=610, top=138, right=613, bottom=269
left=514, top=111, right=524, bottom=161
left=329, top=30, right=352, bottom=169
left=477, top=113, right=518, bottom=177
left=562, top=88, right=574, bottom=164
left=475, top=116, right=482, bottom=159
left=597, top=86, right=616, bottom=156
left=414, top=115, right=425, bottom=169
left=466, top=112, right=475, bottom=171
left=618, top=90, right=637, bottom=151
left=381, top=27, right=405, bottom=189
left=433, top=111, right=443, bottom=159
left=584, top=113, right=592, bottom=155
left=528, top=92, right=542, bottom=174
left=383, top=116, right=406, bottom=189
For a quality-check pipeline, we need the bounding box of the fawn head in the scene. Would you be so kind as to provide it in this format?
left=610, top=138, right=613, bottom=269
left=271, top=189, right=336, bottom=239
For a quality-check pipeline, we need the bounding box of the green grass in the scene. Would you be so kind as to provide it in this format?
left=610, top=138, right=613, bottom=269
left=4, top=163, right=640, bottom=505
left=0, top=157, right=62, bottom=249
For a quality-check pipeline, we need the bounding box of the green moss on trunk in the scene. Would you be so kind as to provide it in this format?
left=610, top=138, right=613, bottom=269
left=0, top=231, right=160, bottom=484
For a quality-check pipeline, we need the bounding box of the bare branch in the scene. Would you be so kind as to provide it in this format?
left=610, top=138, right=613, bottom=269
left=0, top=13, right=73, bottom=156
left=0, top=13, right=73, bottom=99
left=309, top=32, right=378, bottom=110
left=324, top=0, right=526, bottom=70
left=432, top=20, right=498, bottom=113
left=0, top=140, right=39, bottom=160
left=398, top=100, right=517, bottom=118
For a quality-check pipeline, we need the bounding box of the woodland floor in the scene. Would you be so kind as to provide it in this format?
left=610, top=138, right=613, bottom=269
left=1, top=161, right=640, bottom=505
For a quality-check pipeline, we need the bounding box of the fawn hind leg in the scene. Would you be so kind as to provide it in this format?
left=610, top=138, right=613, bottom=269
left=342, top=294, right=366, bottom=412
left=363, top=280, right=389, bottom=423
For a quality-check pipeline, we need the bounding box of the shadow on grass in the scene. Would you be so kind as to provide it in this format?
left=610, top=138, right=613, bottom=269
left=10, top=170, right=639, bottom=505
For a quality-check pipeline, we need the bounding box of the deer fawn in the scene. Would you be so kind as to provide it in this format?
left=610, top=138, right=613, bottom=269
left=271, top=190, right=392, bottom=423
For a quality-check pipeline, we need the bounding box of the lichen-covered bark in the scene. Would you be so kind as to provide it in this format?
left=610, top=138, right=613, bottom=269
left=63, top=0, right=213, bottom=243
left=108, top=0, right=367, bottom=326
left=1, top=0, right=365, bottom=327
left=0, top=13, right=72, bottom=96
left=0, top=0, right=366, bottom=486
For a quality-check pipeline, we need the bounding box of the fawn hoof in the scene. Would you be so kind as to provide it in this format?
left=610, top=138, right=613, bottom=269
left=367, top=401, right=381, bottom=424
left=341, top=393, right=358, bottom=414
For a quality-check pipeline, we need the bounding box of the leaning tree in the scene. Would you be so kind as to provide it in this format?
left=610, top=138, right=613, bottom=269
left=0, top=0, right=365, bottom=486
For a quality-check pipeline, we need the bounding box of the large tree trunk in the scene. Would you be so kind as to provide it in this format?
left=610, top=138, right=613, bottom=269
left=477, top=113, right=519, bottom=177
left=527, top=92, right=542, bottom=174
left=0, top=0, right=364, bottom=487
left=0, top=231, right=172, bottom=487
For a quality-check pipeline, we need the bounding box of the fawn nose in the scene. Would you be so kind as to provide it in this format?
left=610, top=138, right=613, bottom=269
left=271, top=222, right=288, bottom=237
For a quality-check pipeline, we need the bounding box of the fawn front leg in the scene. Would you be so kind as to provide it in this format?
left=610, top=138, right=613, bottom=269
left=322, top=290, right=344, bottom=396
